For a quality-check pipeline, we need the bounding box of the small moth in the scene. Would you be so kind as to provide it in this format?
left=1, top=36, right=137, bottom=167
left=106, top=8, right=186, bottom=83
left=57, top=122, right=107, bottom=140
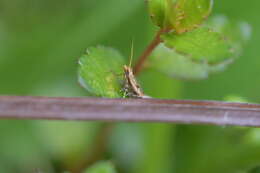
left=122, top=41, right=149, bottom=98
left=123, top=65, right=145, bottom=98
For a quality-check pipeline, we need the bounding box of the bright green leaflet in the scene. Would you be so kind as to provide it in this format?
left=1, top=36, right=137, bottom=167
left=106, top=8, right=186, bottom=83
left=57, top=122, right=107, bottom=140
left=147, top=0, right=177, bottom=28
left=78, top=46, right=125, bottom=98
left=162, top=27, right=233, bottom=64
left=147, top=0, right=212, bottom=32
left=84, top=161, right=117, bottom=173
left=170, top=0, right=213, bottom=33
left=149, top=44, right=231, bottom=80
left=148, top=0, right=168, bottom=27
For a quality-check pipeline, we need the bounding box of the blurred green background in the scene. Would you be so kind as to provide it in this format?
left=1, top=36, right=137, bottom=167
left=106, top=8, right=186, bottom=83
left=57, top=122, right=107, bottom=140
left=0, top=0, right=260, bottom=172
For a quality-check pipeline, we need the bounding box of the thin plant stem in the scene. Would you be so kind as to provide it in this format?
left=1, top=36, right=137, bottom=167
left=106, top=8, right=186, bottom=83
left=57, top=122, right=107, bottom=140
left=133, top=29, right=165, bottom=75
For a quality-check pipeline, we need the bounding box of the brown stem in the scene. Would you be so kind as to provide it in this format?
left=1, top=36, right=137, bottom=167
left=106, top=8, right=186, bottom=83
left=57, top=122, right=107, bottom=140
left=1, top=96, right=260, bottom=127
left=133, top=29, right=165, bottom=75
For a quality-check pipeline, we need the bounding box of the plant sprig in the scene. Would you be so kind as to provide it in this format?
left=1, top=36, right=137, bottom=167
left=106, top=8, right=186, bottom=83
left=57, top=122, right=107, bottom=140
left=78, top=0, right=250, bottom=97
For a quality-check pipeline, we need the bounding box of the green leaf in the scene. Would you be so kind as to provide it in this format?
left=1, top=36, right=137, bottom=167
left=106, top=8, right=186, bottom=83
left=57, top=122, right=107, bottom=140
left=149, top=44, right=231, bottom=80
left=147, top=0, right=168, bottom=28
left=78, top=46, right=125, bottom=98
left=170, top=0, right=213, bottom=33
left=206, top=15, right=251, bottom=56
left=150, top=16, right=250, bottom=80
left=162, top=27, right=233, bottom=64
left=208, top=15, right=251, bottom=41
left=147, top=0, right=178, bottom=28
left=147, top=0, right=212, bottom=32
left=84, top=161, right=116, bottom=173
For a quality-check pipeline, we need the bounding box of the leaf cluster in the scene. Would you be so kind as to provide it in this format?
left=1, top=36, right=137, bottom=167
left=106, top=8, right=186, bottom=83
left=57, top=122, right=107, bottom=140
left=78, top=0, right=250, bottom=97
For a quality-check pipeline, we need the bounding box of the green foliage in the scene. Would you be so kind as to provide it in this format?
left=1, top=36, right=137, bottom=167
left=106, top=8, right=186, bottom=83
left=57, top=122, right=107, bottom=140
left=0, top=0, right=258, bottom=173
left=148, top=15, right=250, bottom=80
left=146, top=1, right=250, bottom=80
left=162, top=27, right=233, bottom=64
left=206, top=15, right=251, bottom=56
left=149, top=43, right=230, bottom=80
left=147, top=0, right=212, bottom=32
left=84, top=161, right=116, bottom=173
left=78, top=46, right=125, bottom=98
left=169, top=0, right=213, bottom=33
left=147, top=0, right=169, bottom=28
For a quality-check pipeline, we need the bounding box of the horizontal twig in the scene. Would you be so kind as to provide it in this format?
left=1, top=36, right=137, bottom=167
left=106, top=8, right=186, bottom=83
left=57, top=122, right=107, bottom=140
left=0, top=96, right=260, bottom=127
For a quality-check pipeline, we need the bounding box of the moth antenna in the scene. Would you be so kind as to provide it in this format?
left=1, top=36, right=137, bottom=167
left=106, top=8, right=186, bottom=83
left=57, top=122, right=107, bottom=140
left=129, top=39, right=134, bottom=67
